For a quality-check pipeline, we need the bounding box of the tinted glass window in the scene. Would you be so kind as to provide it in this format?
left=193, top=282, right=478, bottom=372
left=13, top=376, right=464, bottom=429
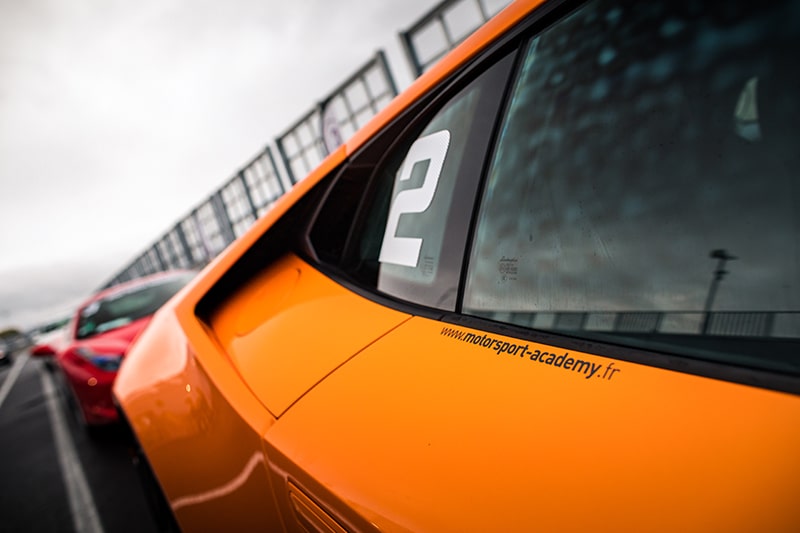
left=312, top=54, right=514, bottom=310
left=464, top=0, right=800, bottom=375
left=368, top=88, right=481, bottom=309
left=77, top=273, right=194, bottom=339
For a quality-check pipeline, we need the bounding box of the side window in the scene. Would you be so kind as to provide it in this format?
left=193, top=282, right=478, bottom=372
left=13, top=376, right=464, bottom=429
left=464, top=0, right=800, bottom=375
left=311, top=53, right=515, bottom=311
left=367, top=88, right=480, bottom=310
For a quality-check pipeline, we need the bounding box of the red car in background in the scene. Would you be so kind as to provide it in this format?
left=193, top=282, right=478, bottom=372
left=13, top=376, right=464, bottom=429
left=32, top=270, right=195, bottom=428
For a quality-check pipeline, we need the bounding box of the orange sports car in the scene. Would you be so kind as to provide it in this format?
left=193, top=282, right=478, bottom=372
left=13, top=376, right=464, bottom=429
left=114, top=0, right=800, bottom=530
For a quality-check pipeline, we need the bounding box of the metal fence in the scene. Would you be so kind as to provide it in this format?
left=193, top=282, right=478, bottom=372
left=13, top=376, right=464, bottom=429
left=102, top=0, right=509, bottom=288
left=104, top=146, right=285, bottom=286
left=276, top=51, right=398, bottom=184
left=400, top=0, right=512, bottom=76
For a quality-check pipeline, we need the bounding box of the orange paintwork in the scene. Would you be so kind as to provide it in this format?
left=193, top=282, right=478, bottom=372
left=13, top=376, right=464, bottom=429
left=115, top=301, right=283, bottom=530
left=113, top=0, right=800, bottom=531
left=209, top=254, right=410, bottom=417
left=266, top=317, right=800, bottom=531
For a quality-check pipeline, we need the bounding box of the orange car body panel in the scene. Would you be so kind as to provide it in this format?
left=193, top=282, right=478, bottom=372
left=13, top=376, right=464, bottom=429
left=266, top=316, right=800, bottom=531
left=116, top=255, right=800, bottom=531
left=209, top=254, right=410, bottom=417
left=114, top=301, right=283, bottom=530
left=113, top=0, right=800, bottom=531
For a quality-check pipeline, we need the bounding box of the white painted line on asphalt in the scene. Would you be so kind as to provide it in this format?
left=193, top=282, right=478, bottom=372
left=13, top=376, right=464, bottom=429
left=0, top=352, right=29, bottom=411
left=40, top=366, right=106, bottom=533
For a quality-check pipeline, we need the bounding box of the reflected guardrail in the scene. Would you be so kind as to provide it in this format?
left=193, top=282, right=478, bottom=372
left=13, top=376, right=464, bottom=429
left=493, top=310, right=800, bottom=339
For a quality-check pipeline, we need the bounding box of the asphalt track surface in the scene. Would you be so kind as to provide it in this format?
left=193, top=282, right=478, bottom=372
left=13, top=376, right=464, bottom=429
left=0, top=351, right=158, bottom=533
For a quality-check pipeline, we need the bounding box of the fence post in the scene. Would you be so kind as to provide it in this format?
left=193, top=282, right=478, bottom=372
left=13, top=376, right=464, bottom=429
left=210, top=192, right=237, bottom=246
left=237, top=171, right=260, bottom=224
left=152, top=243, right=168, bottom=272
left=173, top=224, right=193, bottom=269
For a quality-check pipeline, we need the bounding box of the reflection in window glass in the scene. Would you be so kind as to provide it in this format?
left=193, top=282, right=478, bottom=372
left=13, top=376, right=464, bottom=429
left=376, top=90, right=478, bottom=291
left=464, top=0, right=800, bottom=374
left=347, top=55, right=513, bottom=310
left=77, top=273, right=194, bottom=339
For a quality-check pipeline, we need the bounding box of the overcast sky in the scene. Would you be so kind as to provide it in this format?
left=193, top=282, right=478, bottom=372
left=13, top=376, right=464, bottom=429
left=0, top=0, right=443, bottom=330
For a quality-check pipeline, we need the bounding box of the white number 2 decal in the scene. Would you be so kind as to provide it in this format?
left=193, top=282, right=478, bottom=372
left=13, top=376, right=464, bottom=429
left=378, top=130, right=451, bottom=267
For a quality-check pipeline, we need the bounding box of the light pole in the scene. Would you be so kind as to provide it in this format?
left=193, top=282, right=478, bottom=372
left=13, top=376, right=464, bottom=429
left=702, top=249, right=737, bottom=334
